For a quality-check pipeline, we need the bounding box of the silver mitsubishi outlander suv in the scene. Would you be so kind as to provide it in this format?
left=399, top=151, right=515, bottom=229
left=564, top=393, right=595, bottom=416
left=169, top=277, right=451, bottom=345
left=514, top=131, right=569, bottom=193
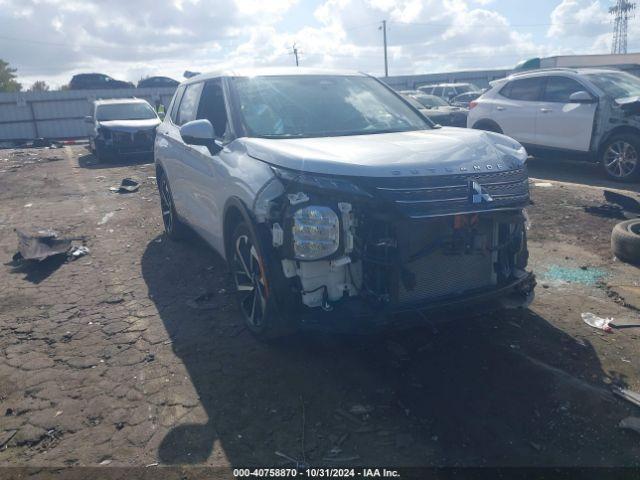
left=154, top=68, right=535, bottom=339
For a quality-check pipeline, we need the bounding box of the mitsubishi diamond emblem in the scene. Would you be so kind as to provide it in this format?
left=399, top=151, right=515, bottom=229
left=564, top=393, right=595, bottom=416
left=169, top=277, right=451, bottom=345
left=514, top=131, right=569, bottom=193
left=469, top=181, right=493, bottom=204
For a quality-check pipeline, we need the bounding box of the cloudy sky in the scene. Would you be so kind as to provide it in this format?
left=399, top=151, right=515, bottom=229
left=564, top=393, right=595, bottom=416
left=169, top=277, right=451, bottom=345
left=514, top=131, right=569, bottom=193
left=0, top=0, right=634, bottom=88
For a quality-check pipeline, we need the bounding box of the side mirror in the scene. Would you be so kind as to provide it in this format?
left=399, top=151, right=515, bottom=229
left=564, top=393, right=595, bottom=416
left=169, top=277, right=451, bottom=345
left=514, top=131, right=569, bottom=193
left=180, top=119, right=222, bottom=154
left=569, top=91, right=595, bottom=104
left=84, top=115, right=93, bottom=123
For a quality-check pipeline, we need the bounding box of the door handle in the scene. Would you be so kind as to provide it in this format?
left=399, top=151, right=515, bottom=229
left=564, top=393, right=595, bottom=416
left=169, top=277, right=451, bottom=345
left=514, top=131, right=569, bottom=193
left=540, top=108, right=552, bottom=113
left=496, top=106, right=505, bottom=111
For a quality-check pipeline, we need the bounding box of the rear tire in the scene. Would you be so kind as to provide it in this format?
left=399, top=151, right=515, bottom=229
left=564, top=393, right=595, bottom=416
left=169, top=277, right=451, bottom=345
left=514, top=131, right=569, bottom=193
left=158, top=171, right=190, bottom=241
left=229, top=221, right=294, bottom=340
left=600, top=134, right=640, bottom=182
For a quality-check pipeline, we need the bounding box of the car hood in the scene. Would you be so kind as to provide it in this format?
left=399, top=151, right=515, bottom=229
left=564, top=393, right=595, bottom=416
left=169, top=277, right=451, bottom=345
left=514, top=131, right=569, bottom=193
left=98, top=119, right=160, bottom=131
left=242, top=128, right=527, bottom=177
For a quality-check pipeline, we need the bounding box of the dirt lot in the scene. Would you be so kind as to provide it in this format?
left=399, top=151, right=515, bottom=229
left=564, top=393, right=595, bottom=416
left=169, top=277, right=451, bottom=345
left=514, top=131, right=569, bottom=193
left=1, top=146, right=640, bottom=470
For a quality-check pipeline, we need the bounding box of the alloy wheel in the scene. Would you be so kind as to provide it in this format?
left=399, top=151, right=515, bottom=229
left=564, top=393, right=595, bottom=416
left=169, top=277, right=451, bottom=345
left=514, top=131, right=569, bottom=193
left=233, top=234, right=267, bottom=327
left=604, top=141, right=638, bottom=179
left=159, top=178, right=174, bottom=234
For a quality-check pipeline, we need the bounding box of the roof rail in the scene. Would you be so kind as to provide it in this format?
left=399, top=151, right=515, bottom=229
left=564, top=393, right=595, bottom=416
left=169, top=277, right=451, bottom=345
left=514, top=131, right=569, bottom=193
left=509, top=67, right=578, bottom=78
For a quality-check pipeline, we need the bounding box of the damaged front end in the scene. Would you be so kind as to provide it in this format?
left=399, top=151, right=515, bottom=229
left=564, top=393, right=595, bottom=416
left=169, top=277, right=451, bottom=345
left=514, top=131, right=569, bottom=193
left=254, top=166, right=535, bottom=330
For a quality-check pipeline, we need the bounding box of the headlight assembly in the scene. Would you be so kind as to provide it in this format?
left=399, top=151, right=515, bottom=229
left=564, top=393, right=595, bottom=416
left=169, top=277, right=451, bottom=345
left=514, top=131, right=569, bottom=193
left=292, top=206, right=339, bottom=260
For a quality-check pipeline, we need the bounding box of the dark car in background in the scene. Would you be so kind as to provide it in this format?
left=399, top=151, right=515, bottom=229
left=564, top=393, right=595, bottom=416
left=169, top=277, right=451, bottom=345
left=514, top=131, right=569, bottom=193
left=137, top=76, right=179, bottom=88
left=450, top=91, right=483, bottom=108
left=86, top=99, right=160, bottom=162
left=70, top=73, right=134, bottom=90
left=399, top=90, right=468, bottom=127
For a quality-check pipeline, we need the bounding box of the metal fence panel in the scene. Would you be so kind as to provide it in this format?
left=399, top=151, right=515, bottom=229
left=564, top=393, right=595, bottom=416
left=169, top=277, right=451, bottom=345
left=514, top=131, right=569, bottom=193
left=0, top=87, right=177, bottom=141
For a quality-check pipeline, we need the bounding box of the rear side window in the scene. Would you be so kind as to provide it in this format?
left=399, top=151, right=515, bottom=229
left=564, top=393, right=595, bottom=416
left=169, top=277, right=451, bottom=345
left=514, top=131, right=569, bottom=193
left=501, top=78, right=543, bottom=101
left=169, top=86, right=185, bottom=123
left=177, top=83, right=204, bottom=125
left=542, top=76, right=588, bottom=103
left=433, top=87, right=443, bottom=97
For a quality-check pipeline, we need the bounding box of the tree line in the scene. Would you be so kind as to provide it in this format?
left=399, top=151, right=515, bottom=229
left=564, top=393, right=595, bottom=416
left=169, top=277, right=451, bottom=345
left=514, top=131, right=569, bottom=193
left=0, top=59, right=66, bottom=92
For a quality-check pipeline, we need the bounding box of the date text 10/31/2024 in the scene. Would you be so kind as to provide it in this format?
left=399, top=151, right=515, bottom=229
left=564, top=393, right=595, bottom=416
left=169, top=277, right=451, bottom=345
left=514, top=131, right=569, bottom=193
left=233, top=468, right=401, bottom=478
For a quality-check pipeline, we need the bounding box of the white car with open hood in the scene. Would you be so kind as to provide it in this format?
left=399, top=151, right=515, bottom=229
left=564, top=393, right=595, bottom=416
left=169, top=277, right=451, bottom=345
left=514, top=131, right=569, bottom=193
left=154, top=68, right=535, bottom=339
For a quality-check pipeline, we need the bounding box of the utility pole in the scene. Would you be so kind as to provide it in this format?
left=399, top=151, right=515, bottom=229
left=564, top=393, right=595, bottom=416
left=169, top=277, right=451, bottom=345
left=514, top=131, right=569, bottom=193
left=292, top=43, right=299, bottom=67
left=380, top=20, right=388, bottom=77
left=610, top=0, right=636, bottom=54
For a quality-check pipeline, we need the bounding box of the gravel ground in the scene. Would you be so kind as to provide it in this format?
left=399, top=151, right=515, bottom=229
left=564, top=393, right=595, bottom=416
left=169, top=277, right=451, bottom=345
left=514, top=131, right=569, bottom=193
left=1, top=146, right=640, bottom=471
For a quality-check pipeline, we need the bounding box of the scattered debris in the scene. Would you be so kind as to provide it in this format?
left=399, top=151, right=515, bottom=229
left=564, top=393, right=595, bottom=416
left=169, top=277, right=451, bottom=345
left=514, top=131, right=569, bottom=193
left=584, top=204, right=627, bottom=220
left=68, top=245, right=90, bottom=260
left=186, top=292, right=219, bottom=310
left=335, top=408, right=364, bottom=425
left=349, top=404, right=374, bottom=415
left=604, top=190, right=640, bottom=216
left=613, top=387, right=640, bottom=408
left=111, top=178, right=140, bottom=193
left=529, top=441, right=542, bottom=452
left=581, top=312, right=613, bottom=333
left=274, top=450, right=308, bottom=469
left=98, top=212, right=115, bottom=225
left=586, top=190, right=640, bottom=220
left=0, top=430, right=18, bottom=448
left=24, top=203, right=32, bottom=208
left=15, top=228, right=72, bottom=261
left=99, top=459, right=112, bottom=466
left=619, top=417, right=640, bottom=436
left=534, top=182, right=553, bottom=187
left=145, top=463, right=159, bottom=468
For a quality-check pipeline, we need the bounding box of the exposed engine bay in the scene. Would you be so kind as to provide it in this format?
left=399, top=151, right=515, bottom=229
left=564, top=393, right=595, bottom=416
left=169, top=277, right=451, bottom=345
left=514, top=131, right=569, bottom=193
left=255, top=166, right=534, bottom=314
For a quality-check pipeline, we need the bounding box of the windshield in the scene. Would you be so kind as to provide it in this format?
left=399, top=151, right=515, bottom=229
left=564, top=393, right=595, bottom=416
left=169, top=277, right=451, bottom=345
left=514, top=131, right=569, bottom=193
left=585, top=71, right=640, bottom=98
left=96, top=103, right=157, bottom=121
left=232, top=75, right=430, bottom=138
left=412, top=93, right=449, bottom=108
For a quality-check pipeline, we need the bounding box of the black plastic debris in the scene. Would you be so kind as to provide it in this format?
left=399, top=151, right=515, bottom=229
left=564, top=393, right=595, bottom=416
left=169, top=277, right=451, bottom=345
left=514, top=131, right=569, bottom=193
left=583, top=204, right=627, bottom=219
left=110, top=178, right=140, bottom=193
left=186, top=292, right=219, bottom=310
left=584, top=190, right=640, bottom=219
left=15, top=228, right=72, bottom=261
left=604, top=190, right=640, bottom=216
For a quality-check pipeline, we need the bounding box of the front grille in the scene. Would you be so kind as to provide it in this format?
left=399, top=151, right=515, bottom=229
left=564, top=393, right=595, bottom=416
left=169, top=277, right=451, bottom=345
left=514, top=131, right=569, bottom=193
left=361, top=168, right=529, bottom=218
left=112, top=129, right=155, bottom=153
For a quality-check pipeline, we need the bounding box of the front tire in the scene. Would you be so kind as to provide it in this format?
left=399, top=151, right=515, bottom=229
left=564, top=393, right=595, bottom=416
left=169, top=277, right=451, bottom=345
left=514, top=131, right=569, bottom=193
left=600, top=134, right=640, bottom=182
left=158, top=171, right=190, bottom=240
left=229, top=222, right=293, bottom=340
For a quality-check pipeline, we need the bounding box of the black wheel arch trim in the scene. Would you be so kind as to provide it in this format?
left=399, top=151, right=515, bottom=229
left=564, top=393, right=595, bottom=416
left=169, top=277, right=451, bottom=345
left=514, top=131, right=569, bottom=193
left=597, top=125, right=640, bottom=156
left=472, top=118, right=503, bottom=133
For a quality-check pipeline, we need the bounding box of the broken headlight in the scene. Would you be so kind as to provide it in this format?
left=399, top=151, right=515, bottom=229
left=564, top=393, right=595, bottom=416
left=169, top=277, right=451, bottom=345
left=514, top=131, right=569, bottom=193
left=292, top=206, right=339, bottom=260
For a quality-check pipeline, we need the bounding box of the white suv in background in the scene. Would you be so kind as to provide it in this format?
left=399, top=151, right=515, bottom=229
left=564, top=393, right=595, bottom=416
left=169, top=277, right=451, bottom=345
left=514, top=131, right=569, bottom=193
left=468, top=68, right=640, bottom=181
